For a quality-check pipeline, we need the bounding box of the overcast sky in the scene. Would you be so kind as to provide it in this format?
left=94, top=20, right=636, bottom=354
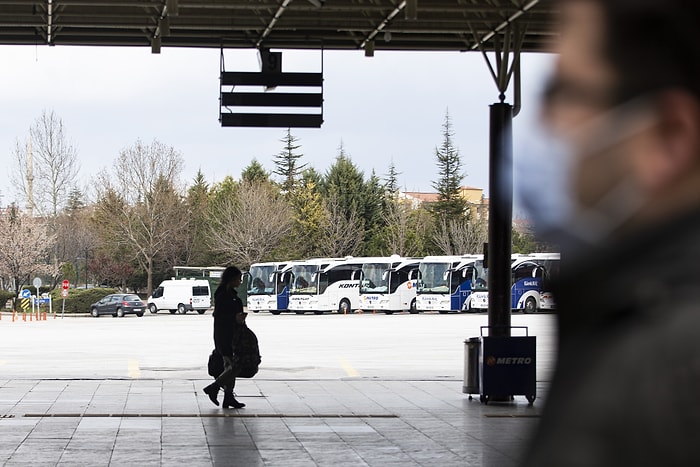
left=0, top=45, right=556, bottom=208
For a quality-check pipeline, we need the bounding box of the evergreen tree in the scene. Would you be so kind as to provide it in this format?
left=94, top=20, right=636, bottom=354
left=431, top=110, right=467, bottom=219
left=241, top=159, right=270, bottom=185
left=185, top=170, right=214, bottom=265
left=384, top=160, right=401, bottom=198
left=289, top=174, right=327, bottom=258
left=361, top=170, right=389, bottom=255
left=273, top=128, right=306, bottom=194
left=321, top=142, right=365, bottom=221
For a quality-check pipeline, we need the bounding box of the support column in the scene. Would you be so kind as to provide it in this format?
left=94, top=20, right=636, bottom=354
left=487, top=103, right=513, bottom=337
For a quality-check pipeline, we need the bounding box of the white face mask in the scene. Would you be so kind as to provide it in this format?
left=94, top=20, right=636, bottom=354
left=515, top=98, right=658, bottom=246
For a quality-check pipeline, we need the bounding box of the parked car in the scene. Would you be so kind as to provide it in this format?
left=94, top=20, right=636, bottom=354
left=90, top=294, right=146, bottom=318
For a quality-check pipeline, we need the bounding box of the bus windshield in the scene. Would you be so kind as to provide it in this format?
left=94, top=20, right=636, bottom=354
left=247, top=265, right=276, bottom=295
left=360, top=263, right=390, bottom=294
left=290, top=265, right=318, bottom=294
left=418, top=262, right=450, bottom=293
left=470, top=260, right=488, bottom=291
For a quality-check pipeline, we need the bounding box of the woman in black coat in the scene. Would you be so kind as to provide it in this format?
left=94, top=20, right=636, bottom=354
left=203, top=265, right=246, bottom=409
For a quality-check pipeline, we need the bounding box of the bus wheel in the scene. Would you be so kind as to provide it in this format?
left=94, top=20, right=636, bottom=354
left=524, top=297, right=537, bottom=314
left=409, top=299, right=418, bottom=314
left=438, top=310, right=449, bottom=315
left=384, top=311, right=394, bottom=315
left=271, top=311, right=281, bottom=315
left=295, top=310, right=306, bottom=315
left=338, top=299, right=351, bottom=314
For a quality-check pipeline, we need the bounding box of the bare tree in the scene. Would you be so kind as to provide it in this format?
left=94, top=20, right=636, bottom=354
left=208, top=180, right=293, bottom=269
left=433, top=216, right=488, bottom=255
left=0, top=205, right=58, bottom=296
left=93, top=139, right=185, bottom=295
left=12, top=110, right=80, bottom=217
left=317, top=195, right=364, bottom=257
left=382, top=201, right=432, bottom=256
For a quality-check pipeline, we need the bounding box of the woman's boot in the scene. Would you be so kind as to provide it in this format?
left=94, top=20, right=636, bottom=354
left=203, top=383, right=220, bottom=406
left=222, top=392, right=245, bottom=409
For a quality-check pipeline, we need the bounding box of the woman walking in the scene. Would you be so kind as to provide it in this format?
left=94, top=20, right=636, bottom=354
left=203, top=265, right=246, bottom=409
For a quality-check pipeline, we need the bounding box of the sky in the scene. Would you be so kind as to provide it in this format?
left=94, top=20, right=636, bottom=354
left=0, top=44, right=556, bottom=209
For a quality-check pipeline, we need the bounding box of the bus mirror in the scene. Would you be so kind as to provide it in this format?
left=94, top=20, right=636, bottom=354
left=311, top=272, right=317, bottom=282
left=269, top=273, right=275, bottom=283
left=382, top=271, right=388, bottom=280
left=443, top=270, right=450, bottom=281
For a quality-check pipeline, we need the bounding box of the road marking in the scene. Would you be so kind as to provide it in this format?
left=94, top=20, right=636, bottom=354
left=128, top=359, right=141, bottom=378
left=339, top=358, right=359, bottom=377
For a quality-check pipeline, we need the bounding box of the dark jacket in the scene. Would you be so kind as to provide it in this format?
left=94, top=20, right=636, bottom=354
left=212, top=286, right=244, bottom=358
left=521, top=209, right=700, bottom=467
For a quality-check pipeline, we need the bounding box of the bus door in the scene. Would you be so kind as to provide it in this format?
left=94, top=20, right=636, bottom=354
left=511, top=261, right=544, bottom=309
left=275, top=271, right=291, bottom=310
left=451, top=266, right=477, bottom=311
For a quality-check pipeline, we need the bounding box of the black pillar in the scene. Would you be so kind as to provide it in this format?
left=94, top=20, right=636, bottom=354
left=487, top=102, right=513, bottom=337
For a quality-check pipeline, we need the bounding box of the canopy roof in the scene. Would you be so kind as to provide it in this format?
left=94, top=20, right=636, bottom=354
left=0, top=0, right=555, bottom=53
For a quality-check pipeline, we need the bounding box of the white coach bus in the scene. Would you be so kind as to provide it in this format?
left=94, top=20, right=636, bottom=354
left=358, top=255, right=421, bottom=314
left=286, top=257, right=371, bottom=314
left=468, top=252, right=561, bottom=313
left=245, top=261, right=290, bottom=313
left=415, top=255, right=485, bottom=313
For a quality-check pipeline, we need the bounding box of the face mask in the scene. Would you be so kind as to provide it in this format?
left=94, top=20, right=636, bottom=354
left=515, top=98, right=658, bottom=247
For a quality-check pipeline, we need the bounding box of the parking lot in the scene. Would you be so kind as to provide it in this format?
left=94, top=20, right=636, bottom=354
left=0, top=310, right=557, bottom=383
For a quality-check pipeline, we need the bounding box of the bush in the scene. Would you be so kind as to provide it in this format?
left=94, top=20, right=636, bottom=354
left=49, top=288, right=118, bottom=314
left=0, top=290, right=15, bottom=309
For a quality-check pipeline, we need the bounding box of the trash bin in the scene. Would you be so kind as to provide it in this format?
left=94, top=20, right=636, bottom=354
left=479, top=326, right=536, bottom=405
left=463, top=337, right=481, bottom=397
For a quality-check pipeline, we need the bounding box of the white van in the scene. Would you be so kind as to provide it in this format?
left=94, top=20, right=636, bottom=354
left=147, top=279, right=211, bottom=314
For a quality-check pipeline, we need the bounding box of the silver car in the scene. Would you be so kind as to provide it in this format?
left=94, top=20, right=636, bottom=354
left=90, top=294, right=145, bottom=318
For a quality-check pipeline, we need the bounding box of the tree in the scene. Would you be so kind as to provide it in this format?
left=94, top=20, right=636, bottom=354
left=12, top=109, right=80, bottom=217
left=384, top=160, right=401, bottom=197
left=183, top=170, right=214, bottom=266
left=241, top=159, right=270, bottom=185
left=273, top=129, right=306, bottom=194
left=382, top=202, right=432, bottom=256
left=360, top=170, right=389, bottom=255
left=431, top=110, right=467, bottom=219
left=288, top=172, right=327, bottom=259
left=432, top=216, right=487, bottom=255
left=208, top=180, right=293, bottom=269
left=321, top=143, right=365, bottom=219
left=0, top=204, right=58, bottom=297
left=93, top=139, right=185, bottom=295
left=55, top=204, right=100, bottom=286
left=318, top=194, right=364, bottom=257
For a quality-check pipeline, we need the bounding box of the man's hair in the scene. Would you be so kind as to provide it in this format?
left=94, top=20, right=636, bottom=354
left=595, top=0, right=700, bottom=102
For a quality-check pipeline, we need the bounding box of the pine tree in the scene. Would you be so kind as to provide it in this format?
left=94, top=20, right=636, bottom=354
left=431, top=110, right=467, bottom=219
left=384, top=160, right=401, bottom=198
left=321, top=142, right=365, bottom=221
left=273, top=128, right=306, bottom=195
left=241, top=159, right=270, bottom=185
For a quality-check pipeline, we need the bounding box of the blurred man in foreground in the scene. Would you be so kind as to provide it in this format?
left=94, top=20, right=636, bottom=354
left=520, top=1, right=700, bottom=466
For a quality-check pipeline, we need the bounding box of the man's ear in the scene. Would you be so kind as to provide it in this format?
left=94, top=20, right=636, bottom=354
left=642, top=90, right=700, bottom=191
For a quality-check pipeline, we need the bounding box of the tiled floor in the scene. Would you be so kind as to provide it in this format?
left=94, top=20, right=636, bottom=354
left=0, top=378, right=543, bottom=466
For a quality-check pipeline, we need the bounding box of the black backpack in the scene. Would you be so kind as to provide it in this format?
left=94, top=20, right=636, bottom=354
left=207, top=324, right=261, bottom=378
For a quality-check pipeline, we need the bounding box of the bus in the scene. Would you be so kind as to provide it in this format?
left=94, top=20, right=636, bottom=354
left=287, top=257, right=370, bottom=314
left=245, top=261, right=290, bottom=314
left=414, top=255, right=486, bottom=314
left=468, top=252, right=560, bottom=313
left=358, top=256, right=421, bottom=314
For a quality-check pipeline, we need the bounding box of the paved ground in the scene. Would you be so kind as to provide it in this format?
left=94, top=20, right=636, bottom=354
left=0, top=311, right=556, bottom=466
